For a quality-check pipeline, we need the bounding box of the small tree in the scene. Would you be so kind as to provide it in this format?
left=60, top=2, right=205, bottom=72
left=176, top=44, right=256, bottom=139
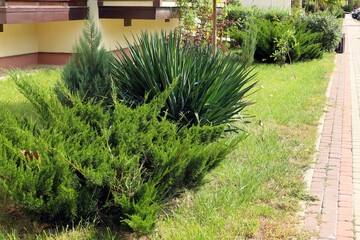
left=56, top=15, right=114, bottom=107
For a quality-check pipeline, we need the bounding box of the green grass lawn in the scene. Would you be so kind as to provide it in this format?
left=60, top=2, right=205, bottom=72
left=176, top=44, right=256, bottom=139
left=152, top=54, right=334, bottom=239
left=0, top=53, right=335, bottom=239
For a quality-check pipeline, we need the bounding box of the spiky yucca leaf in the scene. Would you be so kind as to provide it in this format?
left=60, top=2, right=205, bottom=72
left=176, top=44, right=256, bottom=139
left=112, top=31, right=257, bottom=129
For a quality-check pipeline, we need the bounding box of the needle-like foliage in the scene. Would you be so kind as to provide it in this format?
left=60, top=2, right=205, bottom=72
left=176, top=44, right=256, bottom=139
left=56, top=15, right=114, bottom=107
left=0, top=72, right=244, bottom=234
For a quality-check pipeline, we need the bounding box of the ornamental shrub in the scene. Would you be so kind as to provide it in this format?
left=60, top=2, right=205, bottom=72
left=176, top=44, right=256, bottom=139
left=227, top=5, right=257, bottom=30
left=111, top=31, right=257, bottom=129
left=253, top=19, right=286, bottom=63
left=0, top=73, right=244, bottom=233
left=343, top=5, right=352, bottom=12
left=230, top=22, right=258, bottom=64
left=330, top=7, right=344, bottom=18
left=291, top=23, right=324, bottom=61
left=258, top=9, right=290, bottom=22
left=296, top=11, right=342, bottom=52
left=251, top=19, right=324, bottom=63
left=56, top=15, right=114, bottom=108
left=227, top=6, right=290, bottom=30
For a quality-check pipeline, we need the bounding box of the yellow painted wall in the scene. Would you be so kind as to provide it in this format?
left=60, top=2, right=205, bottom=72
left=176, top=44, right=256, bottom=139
left=0, top=23, right=38, bottom=58
left=36, top=20, right=84, bottom=53
left=100, top=19, right=179, bottom=51
left=0, top=5, right=179, bottom=58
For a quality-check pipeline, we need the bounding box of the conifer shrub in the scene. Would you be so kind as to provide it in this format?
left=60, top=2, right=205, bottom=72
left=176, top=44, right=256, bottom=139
left=227, top=5, right=257, bottom=30
left=111, top=31, right=257, bottom=129
left=229, top=23, right=258, bottom=64
left=252, top=19, right=324, bottom=63
left=291, top=23, right=324, bottom=61
left=0, top=73, right=244, bottom=234
left=343, top=5, right=352, bottom=12
left=56, top=16, right=114, bottom=108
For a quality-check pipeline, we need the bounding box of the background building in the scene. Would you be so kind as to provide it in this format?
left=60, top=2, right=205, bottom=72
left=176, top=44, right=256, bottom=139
left=0, top=0, right=179, bottom=70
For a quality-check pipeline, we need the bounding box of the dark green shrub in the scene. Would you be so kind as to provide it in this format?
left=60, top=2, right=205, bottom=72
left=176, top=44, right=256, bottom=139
left=258, top=9, right=290, bottom=22
left=112, top=31, right=257, bottom=128
left=291, top=23, right=324, bottom=61
left=0, top=73, right=244, bottom=234
left=306, top=2, right=327, bottom=12
left=230, top=23, right=258, bottom=64
left=296, top=11, right=342, bottom=52
left=330, top=6, right=344, bottom=18
left=56, top=16, right=114, bottom=107
left=252, top=18, right=324, bottom=63
left=227, top=6, right=289, bottom=30
left=253, top=19, right=285, bottom=63
left=343, top=5, right=352, bottom=12
left=227, top=5, right=257, bottom=30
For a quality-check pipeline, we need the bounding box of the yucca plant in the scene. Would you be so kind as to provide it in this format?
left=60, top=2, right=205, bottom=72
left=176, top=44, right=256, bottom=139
left=112, top=31, right=257, bottom=129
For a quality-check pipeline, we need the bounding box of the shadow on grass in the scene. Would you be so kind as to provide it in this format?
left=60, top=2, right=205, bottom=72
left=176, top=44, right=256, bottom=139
left=0, top=193, right=129, bottom=240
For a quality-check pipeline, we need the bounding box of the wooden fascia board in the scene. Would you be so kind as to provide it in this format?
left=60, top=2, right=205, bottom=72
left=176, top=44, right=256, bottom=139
left=0, top=6, right=87, bottom=24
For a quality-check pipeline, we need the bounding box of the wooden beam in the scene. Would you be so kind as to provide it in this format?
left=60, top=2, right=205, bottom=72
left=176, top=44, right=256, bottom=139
left=124, top=18, right=131, bottom=26
left=153, top=0, right=162, bottom=7
left=0, top=24, right=3, bottom=32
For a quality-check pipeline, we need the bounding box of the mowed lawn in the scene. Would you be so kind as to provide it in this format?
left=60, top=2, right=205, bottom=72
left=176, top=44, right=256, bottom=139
left=0, top=53, right=335, bottom=239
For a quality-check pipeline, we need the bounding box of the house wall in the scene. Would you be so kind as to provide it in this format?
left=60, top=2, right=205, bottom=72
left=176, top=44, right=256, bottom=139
left=240, top=0, right=291, bottom=10
left=100, top=19, right=179, bottom=51
left=0, top=23, right=38, bottom=58
left=0, top=0, right=178, bottom=69
left=0, top=10, right=178, bottom=69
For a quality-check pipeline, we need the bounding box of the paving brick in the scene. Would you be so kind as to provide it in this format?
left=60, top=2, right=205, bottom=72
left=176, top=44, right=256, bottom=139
left=338, top=207, right=353, bottom=221
left=319, top=223, right=336, bottom=239
left=337, top=220, right=354, bottom=238
left=304, top=17, right=360, bottom=239
left=304, top=213, right=319, bottom=231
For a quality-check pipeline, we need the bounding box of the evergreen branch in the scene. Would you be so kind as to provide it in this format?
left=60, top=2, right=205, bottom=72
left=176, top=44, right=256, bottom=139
left=0, top=174, right=11, bottom=182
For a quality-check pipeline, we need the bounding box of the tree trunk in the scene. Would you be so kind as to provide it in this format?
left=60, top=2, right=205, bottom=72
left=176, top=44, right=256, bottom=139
left=212, top=0, right=217, bottom=54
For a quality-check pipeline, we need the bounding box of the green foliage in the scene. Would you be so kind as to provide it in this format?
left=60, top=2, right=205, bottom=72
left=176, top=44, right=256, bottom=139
left=227, top=7, right=325, bottom=64
left=292, top=23, right=324, bottom=61
left=343, top=4, right=352, bottom=11
left=258, top=9, right=290, bottom=22
left=0, top=73, right=244, bottom=233
left=271, top=29, right=298, bottom=66
left=239, top=25, right=258, bottom=64
left=112, top=31, right=257, bottom=128
left=329, top=6, right=344, bottom=18
left=56, top=16, right=114, bottom=107
left=253, top=19, right=286, bottom=63
left=176, top=0, right=232, bottom=48
left=227, top=5, right=257, bottom=30
left=230, top=22, right=258, bottom=64
left=296, top=11, right=342, bottom=52
left=227, top=6, right=290, bottom=30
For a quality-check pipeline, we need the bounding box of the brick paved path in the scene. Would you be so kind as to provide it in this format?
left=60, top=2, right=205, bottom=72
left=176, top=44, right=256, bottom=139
left=304, top=14, right=360, bottom=239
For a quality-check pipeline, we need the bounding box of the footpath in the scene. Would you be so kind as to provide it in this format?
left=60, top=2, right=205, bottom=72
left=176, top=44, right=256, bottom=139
left=304, top=14, right=360, bottom=239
